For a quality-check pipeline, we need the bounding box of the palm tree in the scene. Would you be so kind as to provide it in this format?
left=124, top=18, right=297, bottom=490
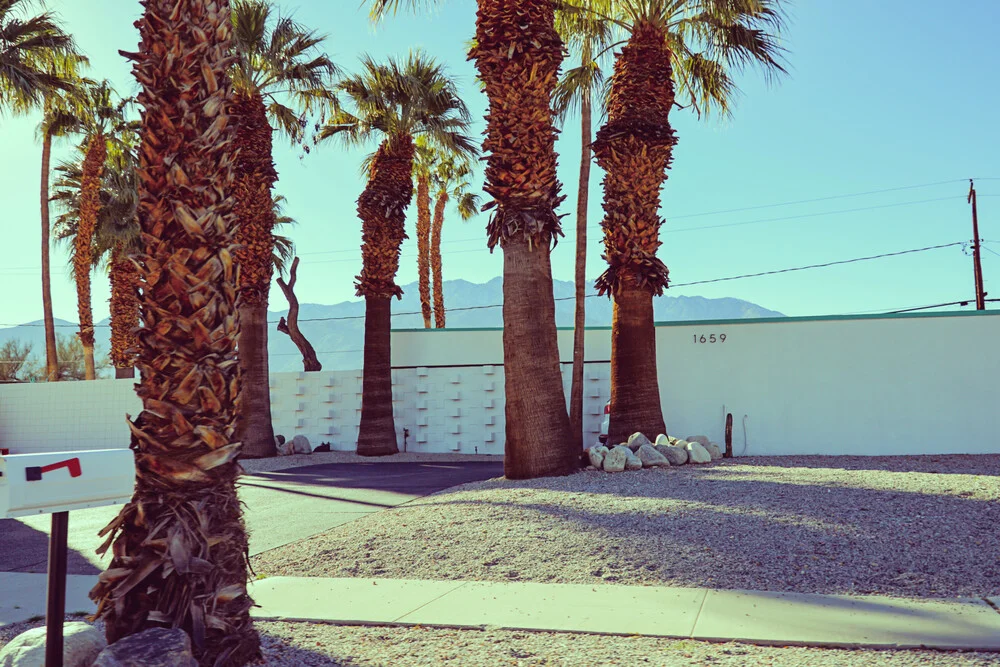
left=566, top=0, right=787, bottom=443
left=370, top=0, right=579, bottom=479
left=553, top=10, right=613, bottom=446
left=316, top=51, right=476, bottom=456
left=61, top=80, right=133, bottom=380
left=412, top=139, right=437, bottom=329
left=229, top=0, right=339, bottom=458
left=0, top=0, right=76, bottom=112
left=429, top=154, right=480, bottom=328
left=51, top=137, right=141, bottom=379
left=88, top=1, right=260, bottom=664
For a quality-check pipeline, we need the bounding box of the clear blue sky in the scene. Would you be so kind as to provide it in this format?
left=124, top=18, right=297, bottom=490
left=2, top=0, right=999, bottom=330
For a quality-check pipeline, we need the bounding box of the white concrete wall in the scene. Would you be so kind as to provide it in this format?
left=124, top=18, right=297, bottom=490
left=1, top=311, right=996, bottom=458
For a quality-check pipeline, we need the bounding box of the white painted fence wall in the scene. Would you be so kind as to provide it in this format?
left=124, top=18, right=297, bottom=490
left=1, top=310, right=996, bottom=457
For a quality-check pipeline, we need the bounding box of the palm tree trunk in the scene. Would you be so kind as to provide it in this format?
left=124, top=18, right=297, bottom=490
left=357, top=295, right=397, bottom=455
left=608, top=285, right=664, bottom=443
left=232, top=92, right=278, bottom=459
left=355, top=136, right=414, bottom=457
left=592, top=21, right=675, bottom=444
left=89, top=2, right=260, bottom=664
left=276, top=258, right=321, bottom=372
left=431, top=191, right=447, bottom=328
left=416, top=175, right=432, bottom=329
left=569, top=47, right=593, bottom=449
left=109, top=242, right=139, bottom=379
left=75, top=134, right=106, bottom=382
left=40, top=130, right=59, bottom=382
left=471, top=0, right=575, bottom=478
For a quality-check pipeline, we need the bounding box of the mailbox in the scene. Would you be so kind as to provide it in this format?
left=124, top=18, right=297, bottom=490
left=0, top=449, right=136, bottom=519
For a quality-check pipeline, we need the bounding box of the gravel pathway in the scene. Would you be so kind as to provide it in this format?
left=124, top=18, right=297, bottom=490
left=6, top=618, right=998, bottom=666
left=251, top=454, right=1000, bottom=598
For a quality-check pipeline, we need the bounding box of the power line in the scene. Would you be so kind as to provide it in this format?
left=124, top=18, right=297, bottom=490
left=0, top=241, right=969, bottom=329
left=888, top=300, right=972, bottom=314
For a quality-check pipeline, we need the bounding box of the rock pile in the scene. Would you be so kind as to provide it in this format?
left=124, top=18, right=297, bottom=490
left=586, top=432, right=723, bottom=473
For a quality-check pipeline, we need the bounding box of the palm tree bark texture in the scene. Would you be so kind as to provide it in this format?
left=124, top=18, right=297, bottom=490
left=40, top=129, right=60, bottom=381
left=356, top=136, right=414, bottom=456
left=89, top=1, right=260, bottom=664
left=75, top=134, right=106, bottom=381
left=109, top=241, right=140, bottom=378
left=471, top=0, right=577, bottom=479
left=592, top=20, right=675, bottom=445
left=415, top=174, right=433, bottom=328
left=430, top=188, right=447, bottom=328
left=232, top=91, right=278, bottom=459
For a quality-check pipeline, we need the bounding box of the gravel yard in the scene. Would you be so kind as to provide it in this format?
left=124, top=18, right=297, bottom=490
left=6, top=617, right=1000, bottom=666
left=251, top=454, right=1000, bottom=599
left=239, top=451, right=502, bottom=475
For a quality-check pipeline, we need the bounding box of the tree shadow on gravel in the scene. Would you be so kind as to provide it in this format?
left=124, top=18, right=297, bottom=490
left=731, top=454, right=1000, bottom=477
left=419, top=466, right=1000, bottom=599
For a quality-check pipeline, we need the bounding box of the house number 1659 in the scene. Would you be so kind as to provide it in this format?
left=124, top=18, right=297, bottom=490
left=693, top=334, right=727, bottom=344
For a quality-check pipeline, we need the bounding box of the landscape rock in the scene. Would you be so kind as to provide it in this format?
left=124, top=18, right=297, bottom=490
left=656, top=444, right=688, bottom=466
left=291, top=435, right=312, bottom=454
left=602, top=446, right=627, bottom=473
left=588, top=446, right=608, bottom=469
left=626, top=433, right=652, bottom=452
left=686, top=441, right=712, bottom=464
left=704, top=442, right=723, bottom=460
left=673, top=440, right=690, bottom=449
left=668, top=436, right=681, bottom=446
left=0, top=622, right=105, bottom=667
left=277, top=439, right=295, bottom=456
left=622, top=447, right=643, bottom=470
left=686, top=435, right=711, bottom=447
left=636, top=444, right=670, bottom=467
left=92, top=628, right=196, bottom=667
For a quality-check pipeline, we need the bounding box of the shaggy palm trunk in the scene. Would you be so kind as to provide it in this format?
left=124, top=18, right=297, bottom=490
left=109, top=242, right=140, bottom=379
left=40, top=131, right=59, bottom=381
left=471, top=0, right=576, bottom=479
left=416, top=175, right=432, bottom=328
left=592, top=21, right=675, bottom=443
left=89, top=1, right=260, bottom=664
left=569, top=47, right=593, bottom=448
left=430, top=191, right=447, bottom=328
left=76, top=134, right=106, bottom=381
left=276, top=258, right=321, bottom=372
left=355, top=136, right=414, bottom=456
left=232, top=92, right=277, bottom=459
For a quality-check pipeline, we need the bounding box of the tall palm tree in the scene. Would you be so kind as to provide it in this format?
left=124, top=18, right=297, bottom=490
left=429, top=154, right=480, bottom=328
left=64, top=81, right=133, bottom=380
left=370, top=0, right=579, bottom=479
left=553, top=9, right=613, bottom=446
left=89, top=1, right=260, bottom=664
left=412, top=139, right=437, bottom=329
left=51, top=137, right=141, bottom=379
left=316, top=51, right=476, bottom=456
left=229, top=0, right=339, bottom=458
left=567, top=0, right=787, bottom=443
left=0, top=0, right=75, bottom=112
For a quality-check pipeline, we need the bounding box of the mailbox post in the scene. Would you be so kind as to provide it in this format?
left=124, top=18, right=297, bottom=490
left=0, top=449, right=136, bottom=667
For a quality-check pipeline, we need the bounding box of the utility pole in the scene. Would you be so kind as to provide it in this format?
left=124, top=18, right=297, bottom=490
left=969, top=180, right=986, bottom=310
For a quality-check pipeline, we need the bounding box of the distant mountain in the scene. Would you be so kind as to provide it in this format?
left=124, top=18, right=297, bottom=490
left=0, top=279, right=784, bottom=374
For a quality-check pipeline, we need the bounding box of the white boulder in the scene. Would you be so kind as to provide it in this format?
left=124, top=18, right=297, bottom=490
left=603, top=446, right=627, bottom=472
left=0, top=622, right=105, bottom=667
left=686, top=435, right=710, bottom=447
left=588, top=446, right=608, bottom=469
left=704, top=441, right=723, bottom=460
left=686, top=441, right=712, bottom=464
left=291, top=435, right=312, bottom=454
left=636, top=444, right=670, bottom=467
left=626, top=432, right=652, bottom=452
left=654, top=434, right=670, bottom=447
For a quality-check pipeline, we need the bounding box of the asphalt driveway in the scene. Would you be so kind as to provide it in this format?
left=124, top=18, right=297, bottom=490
left=0, top=461, right=504, bottom=575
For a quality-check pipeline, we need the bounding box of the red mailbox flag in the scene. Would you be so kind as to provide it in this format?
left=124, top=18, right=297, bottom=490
left=25, top=458, right=82, bottom=482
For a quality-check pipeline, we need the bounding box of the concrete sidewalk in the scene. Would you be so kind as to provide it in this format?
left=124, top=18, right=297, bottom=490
left=6, top=574, right=1000, bottom=651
